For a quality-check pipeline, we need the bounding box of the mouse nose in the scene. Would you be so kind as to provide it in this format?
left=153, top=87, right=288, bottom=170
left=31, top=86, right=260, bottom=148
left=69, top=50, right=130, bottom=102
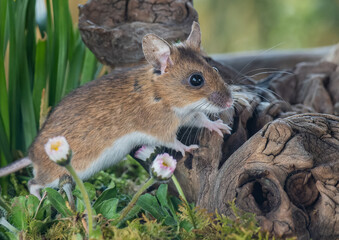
left=209, top=92, right=233, bottom=109
left=225, top=99, right=233, bottom=108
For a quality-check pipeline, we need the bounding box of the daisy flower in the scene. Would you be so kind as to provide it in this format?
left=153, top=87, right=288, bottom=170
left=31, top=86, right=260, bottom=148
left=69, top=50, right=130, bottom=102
left=151, top=153, right=177, bottom=180
left=44, top=136, right=71, bottom=166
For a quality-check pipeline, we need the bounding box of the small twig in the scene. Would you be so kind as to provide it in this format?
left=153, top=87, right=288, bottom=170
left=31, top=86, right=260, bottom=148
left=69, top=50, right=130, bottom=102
left=33, top=191, right=47, bottom=219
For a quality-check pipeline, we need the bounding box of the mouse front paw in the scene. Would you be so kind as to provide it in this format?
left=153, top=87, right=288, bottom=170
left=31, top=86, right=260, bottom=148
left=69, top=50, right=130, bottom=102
left=173, top=139, right=198, bottom=156
left=204, top=119, right=232, bottom=137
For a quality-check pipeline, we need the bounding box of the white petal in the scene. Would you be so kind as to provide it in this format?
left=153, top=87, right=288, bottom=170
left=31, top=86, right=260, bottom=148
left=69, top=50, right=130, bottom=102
left=44, top=136, right=70, bottom=162
left=135, top=145, right=156, bottom=161
left=151, top=153, right=177, bottom=179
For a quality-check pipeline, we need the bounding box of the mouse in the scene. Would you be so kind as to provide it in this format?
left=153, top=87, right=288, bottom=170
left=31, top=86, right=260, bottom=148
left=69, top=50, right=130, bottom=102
left=0, top=22, right=233, bottom=198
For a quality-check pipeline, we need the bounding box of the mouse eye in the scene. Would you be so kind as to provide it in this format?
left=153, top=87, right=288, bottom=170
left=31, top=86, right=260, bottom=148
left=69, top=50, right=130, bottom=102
left=213, top=67, right=219, bottom=73
left=189, top=73, right=204, bottom=88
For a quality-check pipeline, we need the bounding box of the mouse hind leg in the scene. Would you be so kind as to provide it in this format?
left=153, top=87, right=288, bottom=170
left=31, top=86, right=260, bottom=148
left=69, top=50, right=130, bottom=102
left=28, top=179, right=44, bottom=200
left=28, top=163, right=65, bottom=199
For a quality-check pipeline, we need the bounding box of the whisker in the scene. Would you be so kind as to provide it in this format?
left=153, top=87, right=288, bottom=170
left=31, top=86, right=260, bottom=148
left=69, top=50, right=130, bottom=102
left=249, top=85, right=287, bottom=103
left=177, top=101, right=210, bottom=145
left=233, top=43, right=285, bottom=84
left=241, top=67, right=291, bottom=77
left=248, top=71, right=293, bottom=79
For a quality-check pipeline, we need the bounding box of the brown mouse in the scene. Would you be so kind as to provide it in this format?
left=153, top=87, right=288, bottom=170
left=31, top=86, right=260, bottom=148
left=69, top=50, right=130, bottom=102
left=0, top=22, right=233, bottom=198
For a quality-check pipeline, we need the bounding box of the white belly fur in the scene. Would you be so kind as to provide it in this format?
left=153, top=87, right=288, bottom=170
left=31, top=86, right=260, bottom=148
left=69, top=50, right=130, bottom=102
left=46, top=132, right=161, bottom=188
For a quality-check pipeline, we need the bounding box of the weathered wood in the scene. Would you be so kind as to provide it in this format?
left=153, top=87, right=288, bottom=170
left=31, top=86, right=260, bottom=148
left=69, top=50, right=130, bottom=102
left=178, top=113, right=339, bottom=239
left=78, top=0, right=198, bottom=67
left=173, top=51, right=339, bottom=239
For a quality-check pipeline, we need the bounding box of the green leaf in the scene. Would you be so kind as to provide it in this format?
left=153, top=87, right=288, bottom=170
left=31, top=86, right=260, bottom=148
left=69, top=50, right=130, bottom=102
left=72, top=182, right=97, bottom=214
left=93, top=187, right=117, bottom=209
left=137, top=193, right=165, bottom=220
left=156, top=184, right=178, bottom=226
left=2, top=232, right=17, bottom=240
left=89, top=226, right=104, bottom=240
left=45, top=188, right=72, bottom=217
left=94, top=198, right=119, bottom=219
left=8, top=195, right=39, bottom=231
left=73, top=182, right=96, bottom=202
left=84, top=182, right=96, bottom=201
left=25, top=195, right=40, bottom=219
left=180, top=220, right=193, bottom=232
left=76, top=197, right=85, bottom=213
left=136, top=185, right=179, bottom=226
left=34, top=200, right=51, bottom=221
left=124, top=205, right=141, bottom=223
left=9, top=196, right=28, bottom=230
left=156, top=184, right=169, bottom=209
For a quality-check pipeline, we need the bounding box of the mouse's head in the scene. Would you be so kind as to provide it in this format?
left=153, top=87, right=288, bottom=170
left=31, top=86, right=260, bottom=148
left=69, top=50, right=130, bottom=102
left=142, top=22, right=233, bottom=117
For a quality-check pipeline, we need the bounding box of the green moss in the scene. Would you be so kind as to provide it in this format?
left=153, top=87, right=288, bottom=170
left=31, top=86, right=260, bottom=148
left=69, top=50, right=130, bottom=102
left=102, top=215, right=175, bottom=240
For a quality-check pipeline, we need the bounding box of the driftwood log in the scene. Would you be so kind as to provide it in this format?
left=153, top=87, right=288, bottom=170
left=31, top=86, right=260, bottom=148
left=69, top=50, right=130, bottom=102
left=79, top=1, right=339, bottom=239
left=173, top=53, right=339, bottom=240
left=79, top=0, right=197, bottom=67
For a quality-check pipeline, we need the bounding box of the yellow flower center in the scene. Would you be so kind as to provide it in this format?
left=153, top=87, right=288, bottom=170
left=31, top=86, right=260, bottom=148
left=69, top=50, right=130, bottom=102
left=51, top=141, right=61, bottom=151
left=162, top=161, right=169, bottom=167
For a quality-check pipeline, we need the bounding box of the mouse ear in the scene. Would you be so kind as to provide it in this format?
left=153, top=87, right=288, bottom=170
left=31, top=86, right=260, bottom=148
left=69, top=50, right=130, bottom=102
left=186, top=21, right=201, bottom=50
left=142, top=34, right=173, bottom=75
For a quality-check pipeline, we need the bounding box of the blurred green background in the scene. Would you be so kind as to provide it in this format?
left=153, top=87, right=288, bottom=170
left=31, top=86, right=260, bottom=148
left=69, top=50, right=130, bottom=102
left=194, top=0, right=339, bottom=53
left=71, top=0, right=339, bottom=54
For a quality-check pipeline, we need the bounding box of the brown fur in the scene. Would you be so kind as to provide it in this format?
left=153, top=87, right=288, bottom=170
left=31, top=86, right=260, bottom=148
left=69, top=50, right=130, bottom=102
left=28, top=42, right=230, bottom=186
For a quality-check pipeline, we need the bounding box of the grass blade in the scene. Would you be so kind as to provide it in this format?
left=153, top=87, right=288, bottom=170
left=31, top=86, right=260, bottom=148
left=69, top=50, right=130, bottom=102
left=53, top=0, right=68, bottom=104
left=25, top=0, right=36, bottom=82
left=63, top=37, right=85, bottom=96
left=80, top=48, right=98, bottom=85
left=20, top=64, right=37, bottom=149
left=14, top=0, right=37, bottom=149
left=0, top=117, right=12, bottom=164
left=0, top=0, right=8, bottom=54
left=32, top=39, right=47, bottom=126
left=0, top=0, right=9, bottom=141
left=0, top=0, right=10, bottom=196
left=45, top=0, right=56, bottom=106
left=7, top=0, right=20, bottom=151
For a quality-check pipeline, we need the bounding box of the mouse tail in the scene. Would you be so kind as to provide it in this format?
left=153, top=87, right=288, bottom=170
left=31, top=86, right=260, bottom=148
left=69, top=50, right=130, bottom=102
left=0, top=157, right=32, bottom=177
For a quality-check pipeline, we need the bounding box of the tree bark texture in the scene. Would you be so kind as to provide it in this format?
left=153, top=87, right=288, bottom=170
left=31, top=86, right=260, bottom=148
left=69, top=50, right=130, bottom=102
left=79, top=0, right=198, bottom=67
left=78, top=1, right=339, bottom=239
